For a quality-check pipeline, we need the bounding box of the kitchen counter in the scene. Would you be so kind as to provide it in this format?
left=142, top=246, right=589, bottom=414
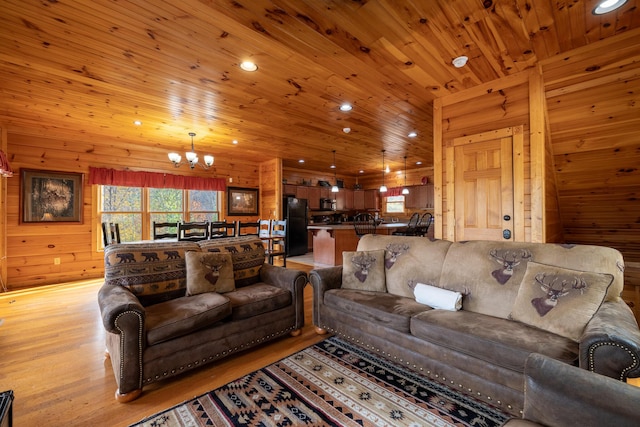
left=308, top=223, right=407, bottom=266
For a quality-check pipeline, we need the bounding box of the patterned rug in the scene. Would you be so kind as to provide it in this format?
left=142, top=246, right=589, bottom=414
left=131, top=337, right=509, bottom=427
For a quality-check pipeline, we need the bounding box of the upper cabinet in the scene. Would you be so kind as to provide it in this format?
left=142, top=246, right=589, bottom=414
left=404, top=185, right=434, bottom=209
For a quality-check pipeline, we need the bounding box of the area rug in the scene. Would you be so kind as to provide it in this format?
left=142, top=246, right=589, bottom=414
left=131, top=337, right=509, bottom=427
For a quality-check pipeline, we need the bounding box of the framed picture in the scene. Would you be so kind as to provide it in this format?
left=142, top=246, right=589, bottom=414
left=227, top=187, right=259, bottom=216
left=21, top=169, right=84, bottom=223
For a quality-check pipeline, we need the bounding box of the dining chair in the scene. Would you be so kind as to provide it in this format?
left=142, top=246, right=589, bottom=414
left=392, top=212, right=420, bottom=236
left=209, top=220, right=236, bottom=239
left=268, top=219, right=287, bottom=266
left=153, top=221, right=178, bottom=240
left=177, top=221, right=209, bottom=241
left=237, top=220, right=260, bottom=236
left=416, top=212, right=434, bottom=237
left=353, top=213, right=377, bottom=238
left=102, top=222, right=121, bottom=246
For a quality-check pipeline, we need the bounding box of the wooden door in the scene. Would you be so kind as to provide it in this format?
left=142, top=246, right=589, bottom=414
left=447, top=127, right=523, bottom=242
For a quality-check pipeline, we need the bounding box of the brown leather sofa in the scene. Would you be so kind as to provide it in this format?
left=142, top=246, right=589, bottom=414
left=309, top=235, right=640, bottom=417
left=503, top=353, right=640, bottom=426
left=98, top=236, right=307, bottom=402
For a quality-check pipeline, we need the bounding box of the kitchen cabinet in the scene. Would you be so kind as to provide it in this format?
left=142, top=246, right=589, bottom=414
left=364, top=189, right=379, bottom=210
left=295, top=186, right=309, bottom=200
left=353, top=190, right=365, bottom=210
left=283, top=184, right=297, bottom=196
left=335, top=189, right=353, bottom=210
left=307, top=187, right=321, bottom=209
left=405, top=185, right=434, bottom=209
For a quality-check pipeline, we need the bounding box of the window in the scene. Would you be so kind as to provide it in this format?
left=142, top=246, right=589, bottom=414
left=384, top=195, right=405, bottom=213
left=99, top=185, right=220, bottom=246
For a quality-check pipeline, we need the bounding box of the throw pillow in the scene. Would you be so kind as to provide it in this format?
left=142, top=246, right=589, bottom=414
left=412, top=282, right=463, bottom=311
left=185, top=251, right=235, bottom=296
left=341, top=250, right=386, bottom=292
left=510, top=261, right=613, bottom=341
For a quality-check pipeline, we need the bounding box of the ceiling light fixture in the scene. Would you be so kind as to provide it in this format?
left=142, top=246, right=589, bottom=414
left=380, top=149, right=387, bottom=193
left=240, top=61, right=258, bottom=72
left=452, top=55, right=468, bottom=68
left=593, top=0, right=627, bottom=14
left=343, top=127, right=351, bottom=133
left=331, top=150, right=339, bottom=193
left=402, top=156, right=409, bottom=195
left=408, top=131, right=417, bottom=138
left=339, top=103, right=352, bottom=112
left=168, top=132, right=214, bottom=169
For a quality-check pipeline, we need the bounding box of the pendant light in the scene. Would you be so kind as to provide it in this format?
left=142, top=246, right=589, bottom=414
left=331, top=150, right=339, bottom=193
left=379, top=149, right=387, bottom=193
left=402, top=156, right=409, bottom=195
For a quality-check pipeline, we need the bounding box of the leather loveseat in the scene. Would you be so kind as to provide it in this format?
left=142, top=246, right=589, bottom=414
left=309, top=234, right=640, bottom=417
left=98, top=236, right=306, bottom=402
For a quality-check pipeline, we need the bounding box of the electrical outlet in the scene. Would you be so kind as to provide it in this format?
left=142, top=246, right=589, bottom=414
left=54, top=257, right=61, bottom=265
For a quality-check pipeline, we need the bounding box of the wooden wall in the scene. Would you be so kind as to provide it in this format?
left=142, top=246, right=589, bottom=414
left=3, top=132, right=261, bottom=290
left=541, top=29, right=640, bottom=264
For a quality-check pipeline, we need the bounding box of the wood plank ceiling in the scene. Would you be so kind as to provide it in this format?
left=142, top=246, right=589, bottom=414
left=1, top=0, right=638, bottom=175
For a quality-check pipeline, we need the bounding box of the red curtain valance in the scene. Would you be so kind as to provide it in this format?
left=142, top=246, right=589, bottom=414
left=89, top=167, right=226, bottom=191
left=384, top=187, right=404, bottom=197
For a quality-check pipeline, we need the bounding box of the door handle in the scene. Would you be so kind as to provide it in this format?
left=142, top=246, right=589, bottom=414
left=503, top=215, right=511, bottom=221
left=503, top=229, right=511, bottom=239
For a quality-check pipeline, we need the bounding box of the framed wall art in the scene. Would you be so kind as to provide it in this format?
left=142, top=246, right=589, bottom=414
left=21, top=169, right=84, bottom=223
left=227, top=187, right=259, bottom=216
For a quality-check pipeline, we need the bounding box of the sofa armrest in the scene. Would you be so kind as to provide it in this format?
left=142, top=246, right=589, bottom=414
left=308, top=266, right=343, bottom=329
left=259, top=263, right=308, bottom=329
left=502, top=353, right=640, bottom=427
left=580, top=299, right=640, bottom=380
left=98, top=283, right=145, bottom=333
left=98, top=283, right=146, bottom=397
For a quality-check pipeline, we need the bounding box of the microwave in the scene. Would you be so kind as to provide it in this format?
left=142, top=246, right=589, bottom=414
left=320, top=198, right=336, bottom=210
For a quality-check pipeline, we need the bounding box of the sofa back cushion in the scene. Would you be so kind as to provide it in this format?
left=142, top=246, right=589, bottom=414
left=198, top=236, right=265, bottom=288
left=104, top=242, right=200, bottom=306
left=356, top=235, right=452, bottom=298
left=439, top=241, right=624, bottom=319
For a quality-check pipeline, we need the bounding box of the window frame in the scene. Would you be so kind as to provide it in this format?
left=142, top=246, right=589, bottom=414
left=97, top=185, right=221, bottom=249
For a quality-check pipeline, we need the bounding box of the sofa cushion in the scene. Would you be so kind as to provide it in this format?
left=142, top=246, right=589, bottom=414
left=439, top=240, right=625, bottom=319
left=224, top=283, right=291, bottom=320
left=411, top=310, right=579, bottom=373
left=356, top=234, right=452, bottom=298
left=104, top=241, right=200, bottom=306
left=145, top=292, right=231, bottom=345
left=198, top=236, right=265, bottom=288
left=185, top=251, right=235, bottom=296
left=510, top=262, right=614, bottom=341
left=324, top=289, right=430, bottom=333
left=341, top=250, right=386, bottom=292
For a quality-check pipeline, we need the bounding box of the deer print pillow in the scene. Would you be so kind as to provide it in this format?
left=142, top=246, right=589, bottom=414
left=510, top=261, right=614, bottom=341
left=341, top=250, right=386, bottom=292
left=186, top=251, right=235, bottom=296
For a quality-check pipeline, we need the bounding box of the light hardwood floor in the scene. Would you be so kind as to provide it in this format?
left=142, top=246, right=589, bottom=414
left=0, top=261, right=325, bottom=426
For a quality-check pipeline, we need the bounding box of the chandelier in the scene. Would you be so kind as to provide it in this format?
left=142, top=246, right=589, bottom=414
left=168, top=132, right=214, bottom=169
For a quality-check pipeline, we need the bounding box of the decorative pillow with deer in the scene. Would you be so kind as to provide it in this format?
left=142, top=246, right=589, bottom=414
left=341, top=250, right=386, bottom=292
left=509, top=261, right=614, bottom=341
left=186, top=251, right=235, bottom=296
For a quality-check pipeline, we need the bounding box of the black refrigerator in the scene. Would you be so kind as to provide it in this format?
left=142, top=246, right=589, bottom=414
left=283, top=197, right=308, bottom=256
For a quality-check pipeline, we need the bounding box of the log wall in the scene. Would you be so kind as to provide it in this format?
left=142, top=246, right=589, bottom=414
left=3, top=132, right=260, bottom=289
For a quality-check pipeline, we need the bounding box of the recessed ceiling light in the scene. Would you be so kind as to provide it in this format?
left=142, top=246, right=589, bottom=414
left=240, top=61, right=258, bottom=72
left=298, top=159, right=305, bottom=163
left=133, top=120, right=142, bottom=126
left=232, top=139, right=238, bottom=145
left=343, top=127, right=351, bottom=133
left=416, top=161, right=423, bottom=165
left=593, top=0, right=627, bottom=14
left=339, top=103, right=352, bottom=112
left=359, top=170, right=364, bottom=174
left=452, top=56, right=468, bottom=68
left=408, top=131, right=417, bottom=138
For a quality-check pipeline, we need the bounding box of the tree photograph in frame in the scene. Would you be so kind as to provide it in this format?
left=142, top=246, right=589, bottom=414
left=21, top=169, right=84, bottom=223
left=227, top=187, right=259, bottom=216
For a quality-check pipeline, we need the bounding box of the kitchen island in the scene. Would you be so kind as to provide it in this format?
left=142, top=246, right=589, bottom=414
left=307, top=223, right=407, bottom=266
